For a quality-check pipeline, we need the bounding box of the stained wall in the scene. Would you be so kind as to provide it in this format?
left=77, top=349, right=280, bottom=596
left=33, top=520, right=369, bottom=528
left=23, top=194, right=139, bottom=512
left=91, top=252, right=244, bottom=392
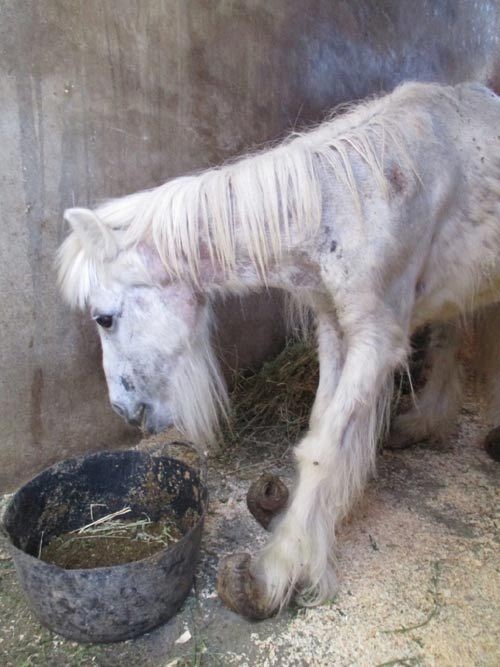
left=1, top=0, right=498, bottom=489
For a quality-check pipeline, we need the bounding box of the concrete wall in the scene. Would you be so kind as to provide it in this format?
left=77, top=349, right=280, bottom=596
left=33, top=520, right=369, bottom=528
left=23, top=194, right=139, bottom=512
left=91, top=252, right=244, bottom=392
left=1, top=0, right=498, bottom=491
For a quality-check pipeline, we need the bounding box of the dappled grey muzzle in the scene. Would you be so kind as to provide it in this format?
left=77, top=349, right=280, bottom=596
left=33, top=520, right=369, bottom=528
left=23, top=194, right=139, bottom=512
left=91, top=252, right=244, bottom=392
left=111, top=401, right=146, bottom=427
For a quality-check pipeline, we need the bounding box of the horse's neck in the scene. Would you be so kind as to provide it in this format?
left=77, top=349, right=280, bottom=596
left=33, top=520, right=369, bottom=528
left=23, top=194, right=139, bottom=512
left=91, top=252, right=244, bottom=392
left=191, top=225, right=285, bottom=294
left=197, top=248, right=275, bottom=293
left=196, top=238, right=322, bottom=298
left=195, top=210, right=329, bottom=298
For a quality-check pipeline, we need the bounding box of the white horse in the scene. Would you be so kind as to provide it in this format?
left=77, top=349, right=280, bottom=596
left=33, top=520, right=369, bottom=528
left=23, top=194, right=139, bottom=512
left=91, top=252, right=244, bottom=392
left=57, top=81, right=500, bottom=618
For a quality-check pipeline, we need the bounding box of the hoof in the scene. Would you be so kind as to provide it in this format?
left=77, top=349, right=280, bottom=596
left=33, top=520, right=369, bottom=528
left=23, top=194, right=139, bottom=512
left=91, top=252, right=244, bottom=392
left=246, top=474, right=289, bottom=530
left=483, top=426, right=500, bottom=462
left=217, top=553, right=275, bottom=620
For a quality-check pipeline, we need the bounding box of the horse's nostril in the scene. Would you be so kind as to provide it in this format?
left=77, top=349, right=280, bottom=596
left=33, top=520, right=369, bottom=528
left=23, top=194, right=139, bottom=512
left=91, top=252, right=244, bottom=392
left=127, top=404, right=146, bottom=428
left=111, top=402, right=146, bottom=427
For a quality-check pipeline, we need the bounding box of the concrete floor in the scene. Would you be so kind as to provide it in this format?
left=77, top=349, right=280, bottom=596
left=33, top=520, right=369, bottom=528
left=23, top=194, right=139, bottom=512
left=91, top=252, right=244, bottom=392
left=1, top=390, right=498, bottom=666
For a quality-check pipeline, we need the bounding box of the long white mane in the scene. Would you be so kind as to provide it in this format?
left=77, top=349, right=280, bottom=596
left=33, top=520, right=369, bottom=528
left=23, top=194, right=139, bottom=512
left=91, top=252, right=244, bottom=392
left=57, top=81, right=430, bottom=307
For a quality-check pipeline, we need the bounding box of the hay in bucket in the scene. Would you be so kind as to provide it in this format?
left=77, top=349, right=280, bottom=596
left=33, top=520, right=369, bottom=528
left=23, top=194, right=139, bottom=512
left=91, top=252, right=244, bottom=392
left=39, top=505, right=187, bottom=569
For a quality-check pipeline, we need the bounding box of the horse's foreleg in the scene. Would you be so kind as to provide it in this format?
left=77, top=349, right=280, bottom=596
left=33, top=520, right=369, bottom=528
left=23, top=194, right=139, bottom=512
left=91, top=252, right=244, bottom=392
left=217, top=310, right=345, bottom=617
left=243, top=314, right=407, bottom=614
left=309, top=310, right=345, bottom=429
left=245, top=312, right=345, bottom=533
left=387, top=321, right=464, bottom=449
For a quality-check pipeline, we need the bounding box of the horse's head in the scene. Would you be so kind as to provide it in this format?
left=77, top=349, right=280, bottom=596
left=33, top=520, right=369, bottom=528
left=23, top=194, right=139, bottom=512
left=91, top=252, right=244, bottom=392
left=57, top=208, right=227, bottom=444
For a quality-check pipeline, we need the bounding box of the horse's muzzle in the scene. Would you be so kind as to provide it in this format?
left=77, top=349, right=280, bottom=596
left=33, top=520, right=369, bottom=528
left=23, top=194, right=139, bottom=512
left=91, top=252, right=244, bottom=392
left=111, top=401, right=146, bottom=427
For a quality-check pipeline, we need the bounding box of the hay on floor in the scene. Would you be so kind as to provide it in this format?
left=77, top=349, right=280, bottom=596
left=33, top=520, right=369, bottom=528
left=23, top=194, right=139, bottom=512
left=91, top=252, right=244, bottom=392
left=218, top=340, right=318, bottom=463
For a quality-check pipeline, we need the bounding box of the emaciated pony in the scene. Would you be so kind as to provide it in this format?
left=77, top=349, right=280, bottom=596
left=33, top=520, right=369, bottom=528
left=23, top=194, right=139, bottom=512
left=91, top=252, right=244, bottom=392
left=57, top=82, right=500, bottom=618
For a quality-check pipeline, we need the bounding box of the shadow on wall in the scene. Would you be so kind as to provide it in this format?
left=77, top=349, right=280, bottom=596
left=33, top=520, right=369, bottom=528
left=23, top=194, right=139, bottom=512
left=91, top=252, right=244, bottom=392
left=0, top=0, right=499, bottom=490
left=288, top=0, right=498, bottom=124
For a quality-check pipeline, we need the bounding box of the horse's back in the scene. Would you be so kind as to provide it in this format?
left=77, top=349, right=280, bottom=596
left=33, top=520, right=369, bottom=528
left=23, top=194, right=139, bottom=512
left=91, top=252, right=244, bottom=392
left=390, top=81, right=498, bottom=150
left=453, top=82, right=499, bottom=159
left=408, top=83, right=500, bottom=327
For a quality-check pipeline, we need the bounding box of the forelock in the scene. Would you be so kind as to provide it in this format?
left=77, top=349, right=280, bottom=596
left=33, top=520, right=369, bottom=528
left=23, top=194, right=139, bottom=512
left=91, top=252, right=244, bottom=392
left=56, top=232, right=152, bottom=309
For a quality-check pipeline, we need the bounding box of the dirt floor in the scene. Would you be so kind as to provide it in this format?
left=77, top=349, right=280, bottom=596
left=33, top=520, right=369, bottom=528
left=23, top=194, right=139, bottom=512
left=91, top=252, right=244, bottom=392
left=1, top=389, right=498, bottom=666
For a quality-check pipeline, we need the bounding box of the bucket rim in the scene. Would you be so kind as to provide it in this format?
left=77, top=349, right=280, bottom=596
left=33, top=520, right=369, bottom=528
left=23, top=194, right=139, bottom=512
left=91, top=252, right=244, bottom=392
left=1, top=447, right=208, bottom=574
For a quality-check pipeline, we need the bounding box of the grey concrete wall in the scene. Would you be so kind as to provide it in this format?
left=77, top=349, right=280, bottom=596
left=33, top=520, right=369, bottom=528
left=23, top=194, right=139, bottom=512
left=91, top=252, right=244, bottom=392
left=1, top=0, right=498, bottom=491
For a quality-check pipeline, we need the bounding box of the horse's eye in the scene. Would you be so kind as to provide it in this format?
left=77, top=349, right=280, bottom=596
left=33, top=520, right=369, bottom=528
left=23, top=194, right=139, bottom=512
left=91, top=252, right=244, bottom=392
left=95, top=315, right=113, bottom=329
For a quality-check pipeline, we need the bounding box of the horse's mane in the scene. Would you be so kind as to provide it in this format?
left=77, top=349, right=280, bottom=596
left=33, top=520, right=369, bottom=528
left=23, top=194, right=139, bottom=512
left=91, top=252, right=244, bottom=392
left=58, top=81, right=433, bottom=306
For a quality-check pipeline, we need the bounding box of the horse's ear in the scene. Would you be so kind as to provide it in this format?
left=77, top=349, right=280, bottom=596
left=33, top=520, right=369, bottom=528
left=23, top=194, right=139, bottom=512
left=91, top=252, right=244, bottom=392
left=64, top=208, right=118, bottom=260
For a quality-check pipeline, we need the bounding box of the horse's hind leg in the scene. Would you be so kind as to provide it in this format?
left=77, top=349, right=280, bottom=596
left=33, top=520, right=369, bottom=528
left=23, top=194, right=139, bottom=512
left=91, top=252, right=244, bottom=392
left=387, top=320, right=464, bottom=449
left=474, top=303, right=500, bottom=461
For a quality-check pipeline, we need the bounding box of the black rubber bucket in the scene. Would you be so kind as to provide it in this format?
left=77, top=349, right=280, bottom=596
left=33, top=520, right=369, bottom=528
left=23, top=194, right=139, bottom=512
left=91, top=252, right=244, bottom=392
left=0, top=446, right=207, bottom=643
